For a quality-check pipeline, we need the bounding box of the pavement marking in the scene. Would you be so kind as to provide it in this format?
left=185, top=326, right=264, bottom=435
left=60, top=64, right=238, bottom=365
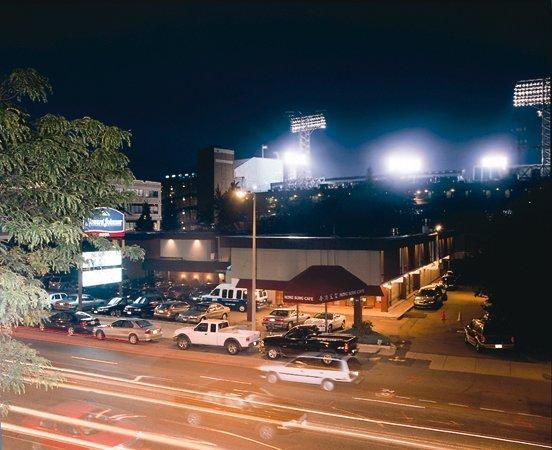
left=480, top=407, right=505, bottom=413
left=200, top=376, right=252, bottom=385
left=418, top=399, right=437, bottom=403
left=36, top=367, right=552, bottom=449
left=354, top=397, right=426, bottom=409
left=517, top=412, right=547, bottom=418
left=133, top=375, right=172, bottom=382
left=70, top=356, right=118, bottom=365
left=448, top=403, right=469, bottom=408
left=395, top=396, right=411, bottom=400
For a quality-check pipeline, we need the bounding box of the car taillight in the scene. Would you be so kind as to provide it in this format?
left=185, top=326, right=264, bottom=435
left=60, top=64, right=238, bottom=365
left=344, top=343, right=349, bottom=352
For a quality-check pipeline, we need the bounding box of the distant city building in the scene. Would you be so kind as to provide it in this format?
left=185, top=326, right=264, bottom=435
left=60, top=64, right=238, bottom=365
left=197, top=146, right=235, bottom=224
left=124, top=179, right=162, bottom=231
left=162, top=172, right=199, bottom=230
left=234, top=157, right=284, bottom=192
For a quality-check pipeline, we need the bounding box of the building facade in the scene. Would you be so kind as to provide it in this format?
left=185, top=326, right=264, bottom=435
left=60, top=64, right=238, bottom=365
left=125, top=180, right=162, bottom=231
left=162, top=172, right=198, bottom=230
left=197, top=147, right=235, bottom=224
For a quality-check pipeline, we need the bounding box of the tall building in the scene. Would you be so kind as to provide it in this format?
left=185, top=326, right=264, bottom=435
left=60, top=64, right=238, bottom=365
left=125, top=179, right=162, bottom=231
left=197, top=146, right=235, bottom=224
left=162, top=172, right=199, bottom=230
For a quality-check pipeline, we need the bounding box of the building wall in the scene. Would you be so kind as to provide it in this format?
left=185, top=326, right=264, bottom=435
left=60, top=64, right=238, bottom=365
left=160, top=238, right=214, bottom=261
left=162, top=172, right=198, bottom=230
left=125, top=180, right=162, bottom=231
left=229, top=247, right=381, bottom=285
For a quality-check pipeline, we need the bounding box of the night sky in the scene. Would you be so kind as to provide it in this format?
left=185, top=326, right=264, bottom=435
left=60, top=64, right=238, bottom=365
left=2, top=1, right=551, bottom=179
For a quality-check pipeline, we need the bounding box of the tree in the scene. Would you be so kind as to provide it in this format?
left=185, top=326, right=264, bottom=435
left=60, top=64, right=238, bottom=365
left=0, top=68, right=144, bottom=414
left=135, top=202, right=154, bottom=231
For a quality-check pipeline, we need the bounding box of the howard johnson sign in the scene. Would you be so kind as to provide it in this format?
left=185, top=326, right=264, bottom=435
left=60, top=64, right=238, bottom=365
left=83, top=207, right=125, bottom=238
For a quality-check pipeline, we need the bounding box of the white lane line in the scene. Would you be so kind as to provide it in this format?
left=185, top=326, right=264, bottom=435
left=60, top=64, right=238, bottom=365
left=395, top=396, right=411, bottom=400
left=37, top=367, right=552, bottom=449
left=418, top=399, right=437, bottom=403
left=480, top=407, right=505, bottom=413
left=133, top=375, right=173, bottom=382
left=354, top=397, right=426, bottom=409
left=71, top=356, right=118, bottom=365
left=448, top=403, right=469, bottom=408
left=517, top=412, right=547, bottom=418
left=200, top=376, right=251, bottom=385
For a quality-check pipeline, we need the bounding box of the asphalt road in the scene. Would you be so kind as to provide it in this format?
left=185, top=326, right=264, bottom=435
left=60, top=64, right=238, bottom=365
left=2, top=328, right=551, bottom=450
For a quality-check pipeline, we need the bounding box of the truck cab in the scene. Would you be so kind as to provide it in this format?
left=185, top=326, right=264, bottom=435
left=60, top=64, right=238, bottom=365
left=201, top=282, right=268, bottom=312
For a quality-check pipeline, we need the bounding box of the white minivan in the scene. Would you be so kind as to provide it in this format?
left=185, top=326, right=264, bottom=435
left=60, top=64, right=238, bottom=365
left=201, top=282, right=269, bottom=312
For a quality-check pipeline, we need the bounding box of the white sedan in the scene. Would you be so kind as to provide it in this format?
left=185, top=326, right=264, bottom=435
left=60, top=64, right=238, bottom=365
left=304, top=313, right=346, bottom=332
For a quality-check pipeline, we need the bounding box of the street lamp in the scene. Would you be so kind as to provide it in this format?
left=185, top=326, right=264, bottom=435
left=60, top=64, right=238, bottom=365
left=235, top=189, right=257, bottom=331
left=434, top=224, right=443, bottom=266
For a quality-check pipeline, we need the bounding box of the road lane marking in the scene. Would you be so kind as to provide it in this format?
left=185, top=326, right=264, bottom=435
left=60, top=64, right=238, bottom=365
left=395, top=396, right=411, bottom=399
left=418, top=399, right=437, bottom=403
left=71, top=356, right=118, bottom=365
left=31, top=367, right=552, bottom=449
left=354, top=398, right=426, bottom=409
left=480, top=407, right=505, bottom=413
left=448, top=403, right=469, bottom=408
left=517, top=412, right=547, bottom=418
left=133, top=375, right=173, bottom=382
left=200, top=375, right=252, bottom=385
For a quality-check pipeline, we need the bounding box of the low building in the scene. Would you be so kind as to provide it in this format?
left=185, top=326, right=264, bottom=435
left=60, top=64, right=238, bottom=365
left=125, top=180, right=162, bottom=231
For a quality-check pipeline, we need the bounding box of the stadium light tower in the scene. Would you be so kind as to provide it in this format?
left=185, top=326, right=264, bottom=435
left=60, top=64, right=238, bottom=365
left=513, top=77, right=551, bottom=176
left=288, top=112, right=326, bottom=179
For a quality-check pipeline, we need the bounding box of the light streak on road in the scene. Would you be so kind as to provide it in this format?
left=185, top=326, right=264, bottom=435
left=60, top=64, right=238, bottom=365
left=71, top=356, right=118, bottom=365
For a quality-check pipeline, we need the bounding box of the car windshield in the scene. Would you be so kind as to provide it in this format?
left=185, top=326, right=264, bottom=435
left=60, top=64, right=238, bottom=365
left=419, top=288, right=435, bottom=296
left=132, top=297, right=148, bottom=305
left=107, top=297, right=122, bottom=306
left=193, top=304, right=209, bottom=312
left=270, top=310, right=289, bottom=317
left=135, top=320, right=153, bottom=328
left=66, top=294, right=79, bottom=301
left=75, top=312, right=91, bottom=319
left=313, top=313, right=329, bottom=319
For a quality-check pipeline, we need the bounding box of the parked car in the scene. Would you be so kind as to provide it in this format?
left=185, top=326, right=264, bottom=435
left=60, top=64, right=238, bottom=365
left=173, top=319, right=261, bottom=354
left=123, top=293, right=164, bottom=318
left=188, top=284, right=217, bottom=303
left=262, top=308, right=310, bottom=331
left=430, top=282, right=448, bottom=301
left=20, top=400, right=141, bottom=449
left=94, top=318, right=162, bottom=344
left=200, top=283, right=269, bottom=312
left=164, top=284, right=193, bottom=301
left=154, top=300, right=191, bottom=320
left=259, top=352, right=360, bottom=391
left=53, top=294, right=107, bottom=312
left=304, top=312, right=346, bottom=332
left=175, top=302, right=230, bottom=324
left=441, top=274, right=458, bottom=290
left=413, top=286, right=445, bottom=309
left=261, top=324, right=358, bottom=360
left=46, top=292, right=68, bottom=309
left=39, top=311, right=99, bottom=335
left=92, top=296, right=131, bottom=316
left=464, top=317, right=515, bottom=352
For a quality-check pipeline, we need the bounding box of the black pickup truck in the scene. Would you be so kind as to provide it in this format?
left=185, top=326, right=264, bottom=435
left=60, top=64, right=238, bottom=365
left=261, top=324, right=358, bottom=360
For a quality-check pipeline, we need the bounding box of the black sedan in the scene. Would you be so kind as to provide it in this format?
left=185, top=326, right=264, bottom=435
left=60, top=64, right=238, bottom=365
left=39, top=311, right=100, bottom=335
left=93, top=296, right=131, bottom=316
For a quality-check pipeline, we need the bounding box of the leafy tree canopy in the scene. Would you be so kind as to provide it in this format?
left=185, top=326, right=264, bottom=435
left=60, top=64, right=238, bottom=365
left=0, top=68, right=144, bottom=413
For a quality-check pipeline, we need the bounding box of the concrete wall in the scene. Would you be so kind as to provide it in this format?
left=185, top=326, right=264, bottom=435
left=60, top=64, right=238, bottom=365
left=160, top=239, right=214, bottom=261
left=229, top=247, right=381, bottom=285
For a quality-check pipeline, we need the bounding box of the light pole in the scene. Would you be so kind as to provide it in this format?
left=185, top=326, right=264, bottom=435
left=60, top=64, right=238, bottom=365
left=236, top=189, right=257, bottom=331
left=434, top=224, right=443, bottom=269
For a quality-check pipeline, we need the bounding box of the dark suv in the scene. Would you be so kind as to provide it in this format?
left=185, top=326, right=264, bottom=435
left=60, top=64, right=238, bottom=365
left=464, top=318, right=515, bottom=352
left=123, top=294, right=164, bottom=318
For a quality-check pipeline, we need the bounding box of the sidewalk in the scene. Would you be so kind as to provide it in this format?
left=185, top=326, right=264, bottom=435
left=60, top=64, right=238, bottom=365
left=362, top=298, right=414, bottom=319
left=406, top=351, right=552, bottom=382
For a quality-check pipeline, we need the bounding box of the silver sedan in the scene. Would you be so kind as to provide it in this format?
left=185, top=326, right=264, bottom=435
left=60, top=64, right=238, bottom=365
left=93, top=319, right=162, bottom=344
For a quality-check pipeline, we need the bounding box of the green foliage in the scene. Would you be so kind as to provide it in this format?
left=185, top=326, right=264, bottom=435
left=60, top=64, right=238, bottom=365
left=0, top=68, right=143, bottom=414
left=135, top=202, right=154, bottom=231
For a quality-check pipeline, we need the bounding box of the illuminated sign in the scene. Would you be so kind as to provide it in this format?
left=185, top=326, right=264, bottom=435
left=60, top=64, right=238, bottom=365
left=83, top=208, right=125, bottom=238
left=82, top=267, right=122, bottom=287
left=82, top=250, right=122, bottom=269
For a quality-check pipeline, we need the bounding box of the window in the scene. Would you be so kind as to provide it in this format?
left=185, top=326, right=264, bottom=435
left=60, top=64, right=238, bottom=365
left=236, top=290, right=242, bottom=300
left=227, top=289, right=234, bottom=299
left=221, top=289, right=227, bottom=298
left=111, top=320, right=123, bottom=328
left=210, top=324, right=217, bottom=332
left=121, top=320, right=134, bottom=328
left=195, top=323, right=208, bottom=332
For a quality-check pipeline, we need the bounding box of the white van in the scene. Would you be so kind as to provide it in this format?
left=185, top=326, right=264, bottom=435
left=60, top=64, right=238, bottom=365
left=201, top=283, right=269, bottom=312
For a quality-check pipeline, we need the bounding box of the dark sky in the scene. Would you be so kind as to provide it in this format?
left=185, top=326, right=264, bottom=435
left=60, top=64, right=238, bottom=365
left=2, top=1, right=551, bottom=179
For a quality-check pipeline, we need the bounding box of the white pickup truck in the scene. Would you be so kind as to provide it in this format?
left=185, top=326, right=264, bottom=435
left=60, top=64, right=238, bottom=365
left=173, top=320, right=261, bottom=355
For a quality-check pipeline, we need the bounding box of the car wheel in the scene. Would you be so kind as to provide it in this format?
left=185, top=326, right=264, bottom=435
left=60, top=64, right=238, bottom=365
left=321, top=379, right=335, bottom=392
left=238, top=304, right=246, bottom=312
left=266, top=347, right=280, bottom=360
left=221, top=313, right=228, bottom=320
left=257, top=424, right=277, bottom=441
left=321, top=353, right=334, bottom=365
left=39, top=323, right=45, bottom=332
left=110, top=310, right=117, bottom=317
left=67, top=326, right=75, bottom=336
left=266, top=372, right=279, bottom=384
left=475, top=342, right=483, bottom=353
left=177, top=336, right=191, bottom=350
left=225, top=339, right=240, bottom=355
left=96, top=330, right=105, bottom=340
left=129, top=333, right=139, bottom=345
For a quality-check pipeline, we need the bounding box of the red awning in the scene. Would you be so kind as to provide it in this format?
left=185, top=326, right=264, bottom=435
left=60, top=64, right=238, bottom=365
left=235, top=279, right=288, bottom=291
left=283, top=265, right=383, bottom=304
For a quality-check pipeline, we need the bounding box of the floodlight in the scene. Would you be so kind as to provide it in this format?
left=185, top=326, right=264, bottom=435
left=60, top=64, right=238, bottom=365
left=283, top=151, right=309, bottom=166
left=386, top=154, right=422, bottom=174
left=480, top=155, right=508, bottom=170
left=234, top=189, right=247, bottom=199
left=513, top=77, right=550, bottom=107
left=290, top=114, right=326, bottom=133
